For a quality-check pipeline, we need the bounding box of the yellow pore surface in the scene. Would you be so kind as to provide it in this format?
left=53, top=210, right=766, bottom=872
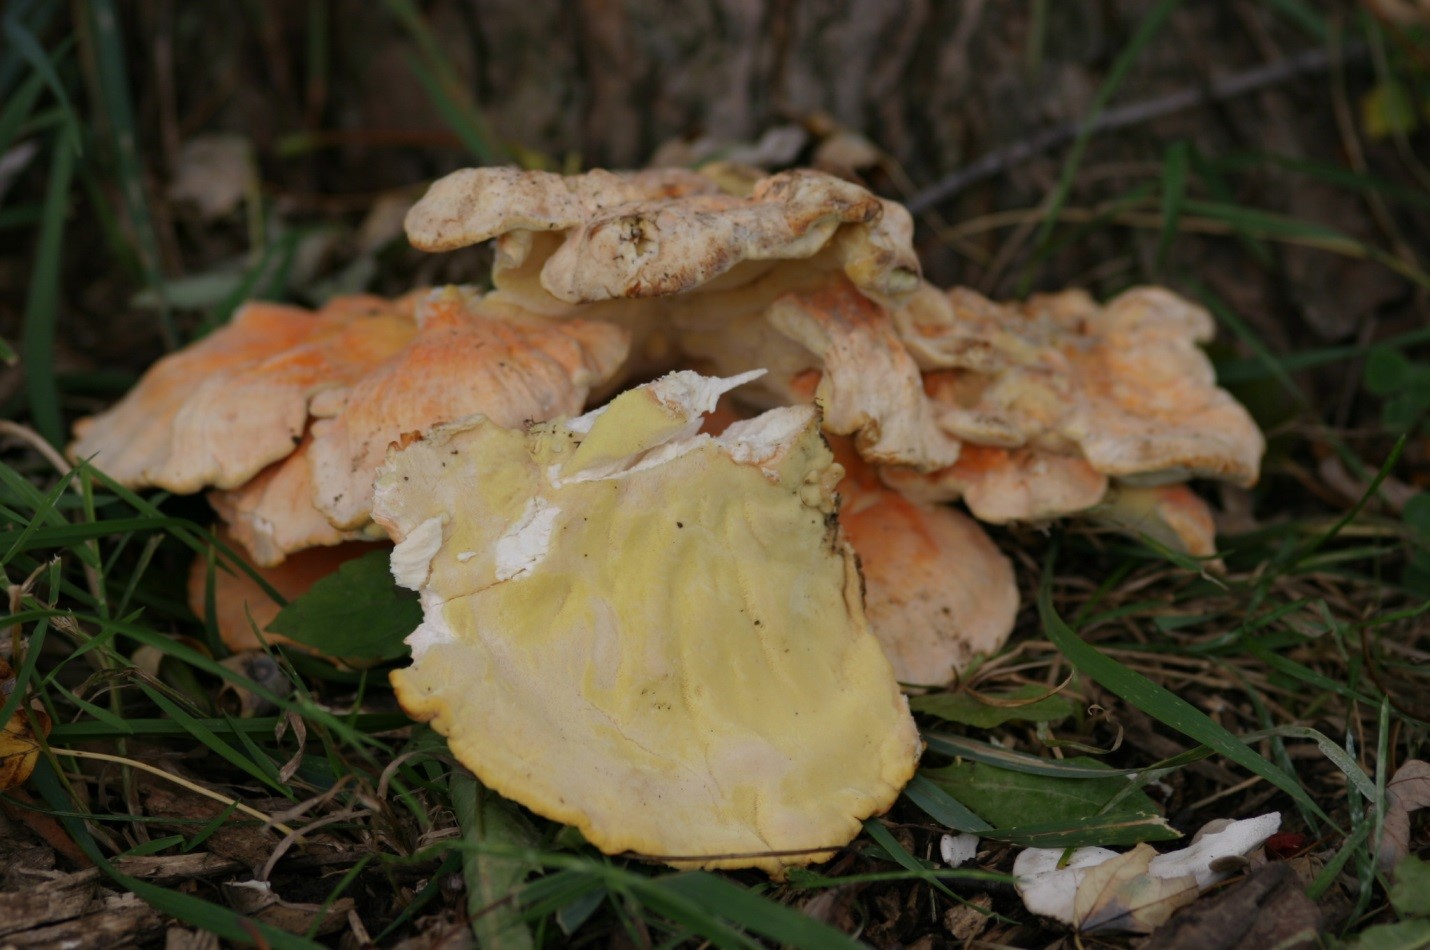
left=373, top=375, right=920, bottom=875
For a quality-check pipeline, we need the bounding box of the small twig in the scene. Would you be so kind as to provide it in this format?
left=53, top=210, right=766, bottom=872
left=49, top=747, right=301, bottom=839
left=258, top=806, right=366, bottom=883
left=907, top=43, right=1368, bottom=214
left=0, top=420, right=73, bottom=477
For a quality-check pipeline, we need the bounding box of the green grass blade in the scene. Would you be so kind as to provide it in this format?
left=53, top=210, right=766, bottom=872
left=861, top=819, right=961, bottom=901
left=402, top=52, right=499, bottom=163
left=1024, top=0, right=1180, bottom=284
left=620, top=877, right=759, bottom=949
left=1037, top=546, right=1330, bottom=825
left=29, top=759, right=318, bottom=947
left=0, top=69, right=45, bottom=158
left=21, top=130, right=74, bottom=446
left=1156, top=141, right=1189, bottom=270
left=1194, top=281, right=1307, bottom=405
left=904, top=773, right=993, bottom=832
left=983, top=812, right=1177, bottom=848
left=79, top=0, right=175, bottom=348
left=925, top=730, right=1208, bottom=779
left=381, top=0, right=501, bottom=163
left=135, top=683, right=294, bottom=797
left=1, top=19, right=81, bottom=153
left=1215, top=151, right=1430, bottom=213
left=1286, top=436, right=1406, bottom=572
left=652, top=872, right=865, bottom=950
left=1264, top=0, right=1329, bottom=40
left=1183, top=199, right=1430, bottom=288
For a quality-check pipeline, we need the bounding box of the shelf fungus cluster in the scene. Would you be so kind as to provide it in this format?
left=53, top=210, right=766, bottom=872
left=401, top=165, right=1263, bottom=676
left=69, top=287, right=631, bottom=652
left=66, top=164, right=1265, bottom=872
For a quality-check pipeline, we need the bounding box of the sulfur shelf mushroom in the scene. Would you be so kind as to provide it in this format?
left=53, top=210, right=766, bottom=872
left=403, top=165, right=924, bottom=406
left=370, top=370, right=921, bottom=875
left=893, top=284, right=1265, bottom=490
left=404, top=166, right=920, bottom=305
left=71, top=286, right=632, bottom=569
left=304, top=286, right=629, bottom=537
left=1086, top=483, right=1218, bottom=559
left=401, top=165, right=1263, bottom=564
left=701, top=399, right=1018, bottom=688
left=829, top=437, right=1019, bottom=687
left=68, top=295, right=417, bottom=492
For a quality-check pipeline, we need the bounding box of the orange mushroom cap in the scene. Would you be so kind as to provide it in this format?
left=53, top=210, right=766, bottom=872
left=69, top=296, right=415, bottom=492
left=830, top=438, right=1018, bottom=686
left=206, top=287, right=631, bottom=563
left=1088, top=483, right=1220, bottom=560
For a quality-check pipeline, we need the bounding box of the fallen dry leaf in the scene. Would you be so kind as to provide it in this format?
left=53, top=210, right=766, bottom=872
left=1073, top=843, right=1199, bottom=933
left=943, top=892, right=994, bottom=942
left=167, top=133, right=255, bottom=220
left=1015, top=814, right=1283, bottom=933
left=1148, top=862, right=1322, bottom=950
left=1377, top=759, right=1430, bottom=871
left=0, top=659, right=49, bottom=792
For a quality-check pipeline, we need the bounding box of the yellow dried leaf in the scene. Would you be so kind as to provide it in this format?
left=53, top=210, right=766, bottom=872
left=1074, top=843, right=1199, bottom=934
left=0, top=659, right=48, bottom=792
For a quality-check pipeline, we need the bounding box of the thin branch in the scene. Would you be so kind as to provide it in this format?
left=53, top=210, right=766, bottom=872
left=50, top=747, right=301, bottom=839
left=907, top=43, right=1367, bottom=215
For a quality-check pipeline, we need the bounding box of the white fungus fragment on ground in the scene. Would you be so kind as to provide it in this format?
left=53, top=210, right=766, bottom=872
left=940, top=833, right=980, bottom=868
left=1013, top=813, right=1283, bottom=932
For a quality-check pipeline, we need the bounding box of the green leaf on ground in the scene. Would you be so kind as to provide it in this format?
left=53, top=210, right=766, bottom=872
left=1360, top=82, right=1420, bottom=140
left=921, top=758, right=1171, bottom=835
left=1350, top=918, right=1430, bottom=949
left=911, top=684, right=1077, bottom=729
left=267, top=549, right=419, bottom=660
left=1391, top=855, right=1430, bottom=919
left=1366, top=346, right=1414, bottom=396
left=1405, top=494, right=1430, bottom=547
left=451, top=772, right=539, bottom=950
left=1037, top=550, right=1329, bottom=825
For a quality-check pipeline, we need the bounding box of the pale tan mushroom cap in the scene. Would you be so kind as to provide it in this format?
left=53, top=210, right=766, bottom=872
left=767, top=277, right=961, bottom=471
left=405, top=166, right=921, bottom=304
left=68, top=296, right=415, bottom=492
left=831, top=439, right=1018, bottom=687
left=371, top=371, right=920, bottom=875
left=893, top=284, right=1265, bottom=488
left=403, top=166, right=720, bottom=253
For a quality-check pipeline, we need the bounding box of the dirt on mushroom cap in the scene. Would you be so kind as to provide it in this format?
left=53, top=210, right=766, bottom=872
left=405, top=165, right=921, bottom=306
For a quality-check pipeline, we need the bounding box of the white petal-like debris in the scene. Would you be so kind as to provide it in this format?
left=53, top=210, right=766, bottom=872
left=1014, top=813, right=1282, bottom=933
